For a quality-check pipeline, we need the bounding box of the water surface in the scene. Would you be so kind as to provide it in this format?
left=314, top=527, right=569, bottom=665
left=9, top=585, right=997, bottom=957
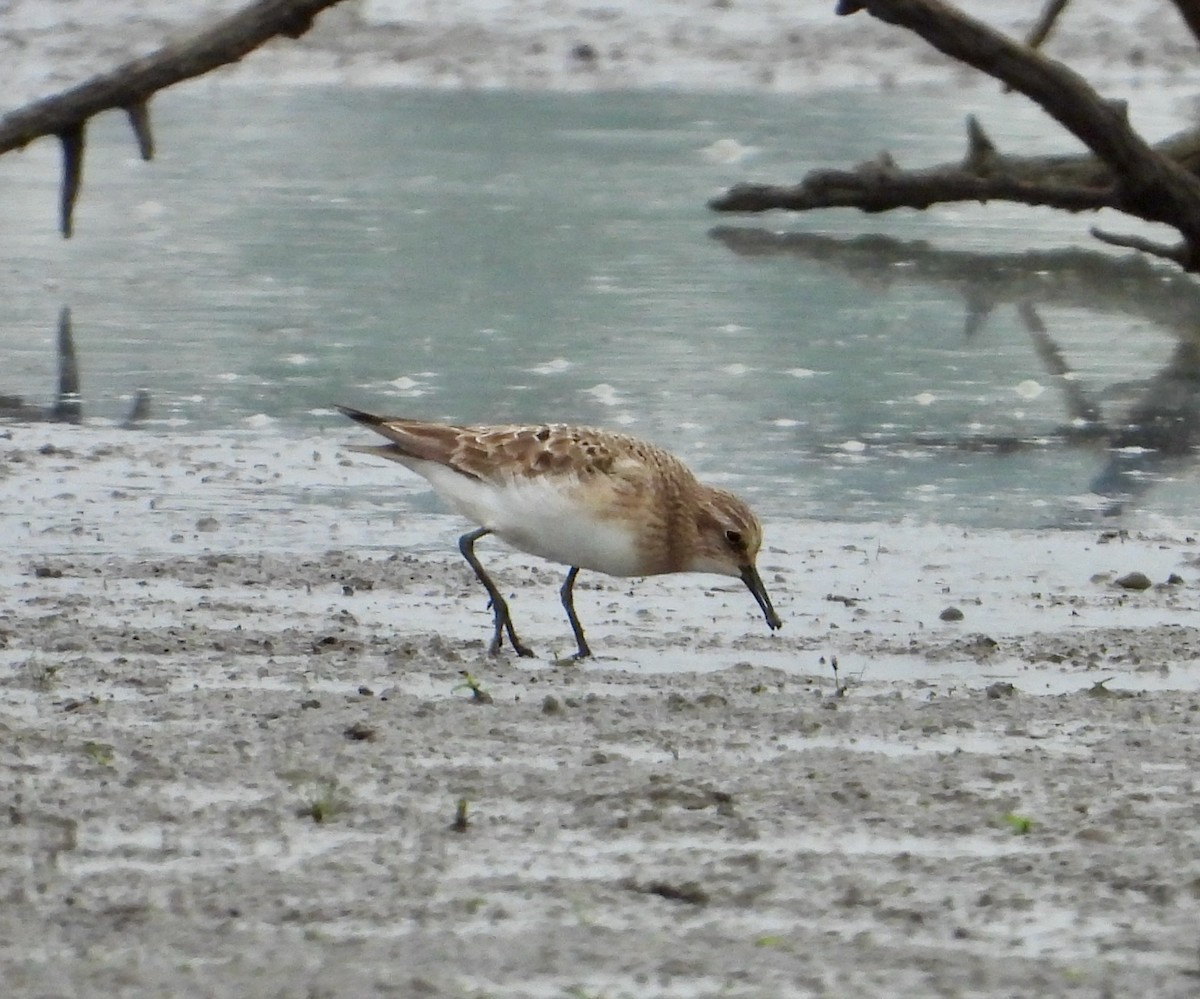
left=2, top=85, right=1198, bottom=528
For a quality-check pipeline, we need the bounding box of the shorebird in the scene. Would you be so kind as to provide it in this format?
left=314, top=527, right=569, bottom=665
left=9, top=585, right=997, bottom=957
left=337, top=405, right=782, bottom=658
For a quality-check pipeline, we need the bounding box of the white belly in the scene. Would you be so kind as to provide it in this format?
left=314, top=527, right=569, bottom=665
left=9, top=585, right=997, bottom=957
left=408, top=460, right=645, bottom=576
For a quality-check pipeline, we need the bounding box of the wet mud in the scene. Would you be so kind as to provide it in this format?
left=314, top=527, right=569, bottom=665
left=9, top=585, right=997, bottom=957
left=4, top=428, right=1200, bottom=997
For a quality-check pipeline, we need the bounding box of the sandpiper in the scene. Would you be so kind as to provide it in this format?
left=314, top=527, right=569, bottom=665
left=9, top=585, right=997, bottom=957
left=337, top=405, right=782, bottom=658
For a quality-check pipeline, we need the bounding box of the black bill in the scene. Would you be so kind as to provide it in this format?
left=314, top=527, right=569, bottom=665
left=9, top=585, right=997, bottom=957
left=740, top=564, right=782, bottom=630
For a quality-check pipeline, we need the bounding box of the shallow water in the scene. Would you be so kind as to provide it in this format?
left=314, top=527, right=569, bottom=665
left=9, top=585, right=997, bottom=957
left=3, top=84, right=1199, bottom=528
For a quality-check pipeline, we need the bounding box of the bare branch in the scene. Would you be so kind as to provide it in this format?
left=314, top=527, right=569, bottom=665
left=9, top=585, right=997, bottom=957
left=712, top=117, right=1200, bottom=216
left=0, top=0, right=351, bottom=236
left=722, top=1, right=1200, bottom=269
left=710, top=161, right=1114, bottom=215
left=830, top=0, right=1200, bottom=260
left=0, top=0, right=347, bottom=155
left=709, top=111, right=1120, bottom=214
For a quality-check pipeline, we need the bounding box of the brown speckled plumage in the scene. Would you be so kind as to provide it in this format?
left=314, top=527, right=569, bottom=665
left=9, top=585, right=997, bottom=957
left=338, top=405, right=781, bottom=658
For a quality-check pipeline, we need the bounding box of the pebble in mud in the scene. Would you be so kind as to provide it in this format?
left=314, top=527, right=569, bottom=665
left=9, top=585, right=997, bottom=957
left=343, top=721, right=377, bottom=741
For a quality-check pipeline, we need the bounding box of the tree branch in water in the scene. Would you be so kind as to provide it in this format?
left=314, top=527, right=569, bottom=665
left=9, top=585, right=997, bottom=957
left=714, top=0, right=1200, bottom=271
left=0, top=0, right=351, bottom=237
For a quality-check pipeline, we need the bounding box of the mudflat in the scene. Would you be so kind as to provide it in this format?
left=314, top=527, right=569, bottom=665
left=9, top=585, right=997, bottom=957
left=4, top=427, right=1200, bottom=997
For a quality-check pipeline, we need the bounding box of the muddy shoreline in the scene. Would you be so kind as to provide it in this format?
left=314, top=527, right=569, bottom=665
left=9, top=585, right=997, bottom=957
left=1, top=1, right=1187, bottom=98
left=4, top=428, right=1200, bottom=996
left=5, top=0, right=1200, bottom=993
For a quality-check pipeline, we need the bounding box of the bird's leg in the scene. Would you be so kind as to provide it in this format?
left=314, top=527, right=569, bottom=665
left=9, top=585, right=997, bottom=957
left=458, top=528, right=534, bottom=657
left=559, top=566, right=591, bottom=659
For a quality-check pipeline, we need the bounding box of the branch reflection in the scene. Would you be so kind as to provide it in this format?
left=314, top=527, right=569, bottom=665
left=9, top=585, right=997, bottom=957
left=710, top=226, right=1200, bottom=518
left=0, top=307, right=149, bottom=428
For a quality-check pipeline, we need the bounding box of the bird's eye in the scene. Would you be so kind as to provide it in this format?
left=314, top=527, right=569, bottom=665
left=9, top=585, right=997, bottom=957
left=725, top=529, right=743, bottom=547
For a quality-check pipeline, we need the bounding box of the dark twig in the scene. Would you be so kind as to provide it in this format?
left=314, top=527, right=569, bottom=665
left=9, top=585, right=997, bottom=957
left=57, top=125, right=85, bottom=237
left=125, top=101, right=154, bottom=161
left=1024, top=0, right=1071, bottom=51
left=962, top=115, right=997, bottom=170
left=1003, top=0, right=1070, bottom=94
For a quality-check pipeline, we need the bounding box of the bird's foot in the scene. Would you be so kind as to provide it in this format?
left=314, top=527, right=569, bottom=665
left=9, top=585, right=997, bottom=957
left=488, top=630, right=536, bottom=658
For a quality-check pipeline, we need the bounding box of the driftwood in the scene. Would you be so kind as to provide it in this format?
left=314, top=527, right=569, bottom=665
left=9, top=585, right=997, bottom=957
left=711, top=0, right=1200, bottom=272
left=0, top=0, right=350, bottom=237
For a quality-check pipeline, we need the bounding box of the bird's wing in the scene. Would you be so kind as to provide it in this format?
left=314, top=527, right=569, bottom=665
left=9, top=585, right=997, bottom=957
left=337, top=406, right=661, bottom=488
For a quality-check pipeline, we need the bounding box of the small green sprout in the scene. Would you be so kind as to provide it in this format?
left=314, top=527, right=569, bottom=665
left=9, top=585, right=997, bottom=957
left=30, top=661, right=60, bottom=691
left=301, top=779, right=344, bottom=824
left=1002, top=812, right=1035, bottom=835
left=452, top=798, right=470, bottom=833
left=82, top=741, right=115, bottom=768
left=453, top=671, right=494, bottom=704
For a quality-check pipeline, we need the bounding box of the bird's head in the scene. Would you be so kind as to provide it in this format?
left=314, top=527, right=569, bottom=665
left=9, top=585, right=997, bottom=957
left=690, top=488, right=782, bottom=631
